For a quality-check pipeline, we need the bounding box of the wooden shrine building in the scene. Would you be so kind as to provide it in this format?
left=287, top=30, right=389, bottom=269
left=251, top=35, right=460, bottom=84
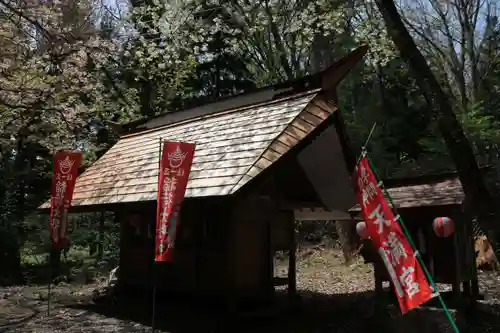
left=349, top=171, right=482, bottom=303
left=40, top=46, right=368, bottom=304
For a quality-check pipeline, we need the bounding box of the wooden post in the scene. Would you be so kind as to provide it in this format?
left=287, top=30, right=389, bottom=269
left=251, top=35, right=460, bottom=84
left=461, top=200, right=479, bottom=301
left=374, top=263, right=384, bottom=295
left=467, top=218, right=480, bottom=300
left=373, top=261, right=394, bottom=333
left=265, top=212, right=274, bottom=298
left=452, top=217, right=462, bottom=302
left=194, top=203, right=204, bottom=298
left=427, top=223, right=435, bottom=279
left=461, top=211, right=472, bottom=297
left=288, top=215, right=297, bottom=298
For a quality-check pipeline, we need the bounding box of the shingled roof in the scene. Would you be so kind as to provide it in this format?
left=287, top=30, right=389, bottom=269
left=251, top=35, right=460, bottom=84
left=349, top=177, right=465, bottom=212
left=349, top=164, right=497, bottom=212
left=41, top=91, right=339, bottom=208
left=39, top=45, right=369, bottom=210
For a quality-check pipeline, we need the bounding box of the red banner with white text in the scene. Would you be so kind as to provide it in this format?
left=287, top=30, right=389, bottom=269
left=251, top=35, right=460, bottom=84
left=155, top=141, right=195, bottom=262
left=50, top=151, right=82, bottom=248
left=353, top=156, right=433, bottom=314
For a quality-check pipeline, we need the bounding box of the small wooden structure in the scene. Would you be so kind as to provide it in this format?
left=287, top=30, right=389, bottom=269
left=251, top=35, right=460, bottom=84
left=349, top=171, right=480, bottom=303
left=40, top=46, right=369, bottom=305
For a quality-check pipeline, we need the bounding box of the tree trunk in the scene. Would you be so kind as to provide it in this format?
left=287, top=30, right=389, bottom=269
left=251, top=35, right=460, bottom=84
left=336, top=220, right=359, bottom=265
left=374, top=0, right=498, bottom=246
left=9, top=139, right=25, bottom=284
left=131, top=0, right=161, bottom=118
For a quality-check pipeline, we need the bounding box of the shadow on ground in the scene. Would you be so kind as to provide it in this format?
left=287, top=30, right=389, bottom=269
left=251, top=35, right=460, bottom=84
left=68, top=290, right=379, bottom=333
left=65, top=289, right=500, bottom=333
left=0, top=304, right=40, bottom=331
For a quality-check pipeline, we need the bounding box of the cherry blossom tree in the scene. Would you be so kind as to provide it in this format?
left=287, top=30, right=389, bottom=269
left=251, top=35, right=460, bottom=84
left=0, top=0, right=201, bottom=151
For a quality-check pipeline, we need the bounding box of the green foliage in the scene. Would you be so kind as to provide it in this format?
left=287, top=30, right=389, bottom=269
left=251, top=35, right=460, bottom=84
left=18, top=213, right=120, bottom=285
left=1, top=0, right=500, bottom=287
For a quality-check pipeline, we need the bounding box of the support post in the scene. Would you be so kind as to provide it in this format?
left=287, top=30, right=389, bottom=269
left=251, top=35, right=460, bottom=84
left=288, top=215, right=297, bottom=298
left=374, top=262, right=384, bottom=296
left=467, top=219, right=479, bottom=300
left=462, top=200, right=479, bottom=302
left=373, top=260, right=394, bottom=333
left=452, top=226, right=462, bottom=302
left=427, top=223, right=435, bottom=279
left=47, top=262, right=52, bottom=316
left=264, top=211, right=274, bottom=299
left=461, top=209, right=472, bottom=297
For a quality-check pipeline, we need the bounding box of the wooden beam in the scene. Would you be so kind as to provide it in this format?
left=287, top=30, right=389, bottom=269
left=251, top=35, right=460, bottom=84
left=288, top=212, right=297, bottom=297
left=293, top=208, right=352, bottom=221
left=232, top=95, right=338, bottom=202
left=452, top=207, right=462, bottom=301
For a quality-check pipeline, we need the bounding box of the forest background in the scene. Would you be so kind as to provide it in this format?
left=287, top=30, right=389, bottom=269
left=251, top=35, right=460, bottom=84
left=1, top=0, right=500, bottom=285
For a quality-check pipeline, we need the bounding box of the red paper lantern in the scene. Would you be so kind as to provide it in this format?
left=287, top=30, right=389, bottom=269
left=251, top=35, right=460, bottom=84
left=356, top=222, right=370, bottom=239
left=432, top=217, right=454, bottom=238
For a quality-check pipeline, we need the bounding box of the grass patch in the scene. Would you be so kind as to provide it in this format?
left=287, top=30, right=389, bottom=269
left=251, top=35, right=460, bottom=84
left=19, top=245, right=118, bottom=286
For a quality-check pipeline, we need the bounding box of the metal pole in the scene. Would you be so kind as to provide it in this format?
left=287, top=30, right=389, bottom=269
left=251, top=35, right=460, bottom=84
left=151, top=264, right=157, bottom=333
left=356, top=123, right=377, bottom=165
left=47, top=261, right=52, bottom=316
left=363, top=123, right=377, bottom=150
left=48, top=148, right=56, bottom=317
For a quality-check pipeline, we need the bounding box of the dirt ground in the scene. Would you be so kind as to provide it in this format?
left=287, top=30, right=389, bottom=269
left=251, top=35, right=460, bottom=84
left=1, top=248, right=500, bottom=333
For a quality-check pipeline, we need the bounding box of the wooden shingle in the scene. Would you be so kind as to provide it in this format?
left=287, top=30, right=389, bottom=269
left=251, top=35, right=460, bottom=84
left=349, top=178, right=465, bottom=212
left=41, top=90, right=339, bottom=208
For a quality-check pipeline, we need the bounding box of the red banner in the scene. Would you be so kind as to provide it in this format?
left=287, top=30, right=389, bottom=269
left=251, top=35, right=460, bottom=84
left=155, top=141, right=195, bottom=262
left=50, top=151, right=82, bottom=248
left=354, top=156, right=433, bottom=314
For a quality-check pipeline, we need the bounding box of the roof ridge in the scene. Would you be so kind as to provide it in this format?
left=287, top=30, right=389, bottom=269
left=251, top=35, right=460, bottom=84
left=121, top=70, right=326, bottom=130
left=120, top=44, right=369, bottom=131
left=120, top=89, right=321, bottom=140
left=225, top=96, right=319, bottom=195
left=227, top=93, right=338, bottom=196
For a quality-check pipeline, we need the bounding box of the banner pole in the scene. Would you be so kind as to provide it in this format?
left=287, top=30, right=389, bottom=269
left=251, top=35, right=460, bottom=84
left=363, top=151, right=460, bottom=333
left=47, top=259, right=52, bottom=316
left=151, top=263, right=157, bottom=333
left=363, top=123, right=377, bottom=150
left=152, top=137, right=162, bottom=333
left=46, top=148, right=82, bottom=318
left=47, top=148, right=55, bottom=317
left=356, top=123, right=377, bottom=165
